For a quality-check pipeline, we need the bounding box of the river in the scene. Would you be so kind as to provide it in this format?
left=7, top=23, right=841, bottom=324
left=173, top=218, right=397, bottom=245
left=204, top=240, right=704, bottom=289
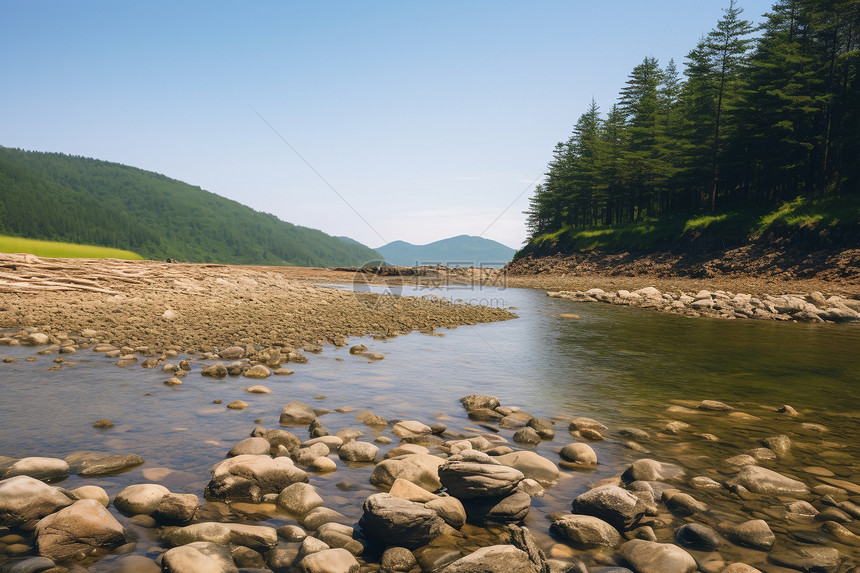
left=1, top=284, right=859, bottom=570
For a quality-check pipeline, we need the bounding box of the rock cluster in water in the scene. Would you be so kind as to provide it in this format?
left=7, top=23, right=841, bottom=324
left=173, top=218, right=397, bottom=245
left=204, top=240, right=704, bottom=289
left=549, top=286, right=860, bottom=322
left=2, top=385, right=858, bottom=573
left=1, top=331, right=859, bottom=573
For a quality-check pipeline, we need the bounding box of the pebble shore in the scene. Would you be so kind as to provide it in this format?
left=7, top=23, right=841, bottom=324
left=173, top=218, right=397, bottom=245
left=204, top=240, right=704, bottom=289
left=0, top=255, right=514, bottom=356
left=548, top=287, right=860, bottom=323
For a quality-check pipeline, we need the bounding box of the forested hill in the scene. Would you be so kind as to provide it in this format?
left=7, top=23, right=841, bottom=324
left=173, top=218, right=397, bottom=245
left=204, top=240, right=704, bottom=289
left=522, top=0, right=859, bottom=259
left=0, top=147, right=382, bottom=266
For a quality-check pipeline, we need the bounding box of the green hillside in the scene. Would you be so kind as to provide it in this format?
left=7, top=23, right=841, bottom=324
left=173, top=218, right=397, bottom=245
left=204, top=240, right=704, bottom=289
left=0, top=147, right=382, bottom=266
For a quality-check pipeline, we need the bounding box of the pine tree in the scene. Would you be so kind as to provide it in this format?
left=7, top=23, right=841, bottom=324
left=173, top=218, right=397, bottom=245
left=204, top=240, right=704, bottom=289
left=704, top=0, right=756, bottom=211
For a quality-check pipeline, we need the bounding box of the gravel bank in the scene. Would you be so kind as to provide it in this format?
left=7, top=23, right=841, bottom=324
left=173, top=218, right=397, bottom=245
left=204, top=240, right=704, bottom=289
left=0, top=255, right=514, bottom=356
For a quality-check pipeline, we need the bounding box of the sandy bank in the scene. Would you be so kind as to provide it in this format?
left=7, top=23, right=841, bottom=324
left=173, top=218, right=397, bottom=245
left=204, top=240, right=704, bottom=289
left=0, top=255, right=514, bottom=355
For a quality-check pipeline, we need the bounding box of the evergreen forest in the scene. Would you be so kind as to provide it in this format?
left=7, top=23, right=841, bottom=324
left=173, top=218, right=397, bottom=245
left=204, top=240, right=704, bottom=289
left=524, top=0, right=859, bottom=251
left=0, top=146, right=382, bottom=266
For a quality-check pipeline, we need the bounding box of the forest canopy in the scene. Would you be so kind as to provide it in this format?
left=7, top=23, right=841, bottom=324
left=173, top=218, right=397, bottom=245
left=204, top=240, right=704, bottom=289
left=524, top=0, right=859, bottom=246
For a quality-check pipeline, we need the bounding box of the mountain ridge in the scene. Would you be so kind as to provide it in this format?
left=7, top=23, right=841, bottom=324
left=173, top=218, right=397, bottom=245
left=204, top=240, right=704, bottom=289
left=376, top=235, right=515, bottom=268
left=0, top=146, right=382, bottom=266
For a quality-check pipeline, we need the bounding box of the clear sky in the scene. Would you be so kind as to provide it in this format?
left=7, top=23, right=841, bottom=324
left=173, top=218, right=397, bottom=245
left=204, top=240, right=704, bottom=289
left=1, top=0, right=775, bottom=250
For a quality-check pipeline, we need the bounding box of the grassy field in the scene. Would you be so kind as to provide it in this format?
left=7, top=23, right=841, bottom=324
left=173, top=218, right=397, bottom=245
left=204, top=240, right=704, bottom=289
left=0, top=235, right=144, bottom=260
left=525, top=194, right=860, bottom=254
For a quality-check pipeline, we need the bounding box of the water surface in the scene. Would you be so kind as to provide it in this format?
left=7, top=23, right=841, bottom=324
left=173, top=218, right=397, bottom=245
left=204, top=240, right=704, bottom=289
left=1, top=285, right=858, bottom=568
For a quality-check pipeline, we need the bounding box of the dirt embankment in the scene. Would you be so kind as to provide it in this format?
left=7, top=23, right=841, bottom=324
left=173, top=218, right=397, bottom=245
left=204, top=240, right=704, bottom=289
left=505, top=239, right=860, bottom=299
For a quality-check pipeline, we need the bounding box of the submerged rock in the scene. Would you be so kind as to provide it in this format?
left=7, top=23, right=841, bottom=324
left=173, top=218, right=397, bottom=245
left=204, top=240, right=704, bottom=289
left=65, top=451, right=144, bottom=476
left=727, top=465, right=810, bottom=496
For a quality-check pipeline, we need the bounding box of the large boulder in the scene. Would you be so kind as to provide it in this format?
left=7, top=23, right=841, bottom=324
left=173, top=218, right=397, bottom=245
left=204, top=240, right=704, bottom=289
left=358, top=493, right=445, bottom=549
left=460, top=394, right=500, bottom=412
left=34, top=499, right=126, bottom=561
left=205, top=454, right=308, bottom=501
left=391, top=421, right=433, bottom=439
left=0, top=475, right=74, bottom=528
left=727, top=465, right=810, bottom=496
left=277, top=482, right=324, bottom=516
left=227, top=437, right=271, bottom=457
left=151, top=493, right=199, bottom=523
left=113, top=484, right=170, bottom=515
left=370, top=454, right=445, bottom=491
left=162, top=522, right=232, bottom=546
left=620, top=539, right=696, bottom=573
left=280, top=401, right=318, bottom=426
left=438, top=458, right=523, bottom=499
left=622, top=459, right=685, bottom=482
left=2, top=457, right=69, bottom=482
left=338, top=441, right=379, bottom=463
left=461, top=491, right=531, bottom=524
left=494, top=451, right=559, bottom=487
left=65, top=452, right=144, bottom=476
left=570, top=485, right=647, bottom=531
left=550, top=514, right=622, bottom=548
left=440, top=545, right=539, bottom=573
left=296, top=547, right=360, bottom=573
left=725, top=519, right=776, bottom=550
left=161, top=541, right=238, bottom=573
left=223, top=523, right=278, bottom=549
left=560, top=443, right=597, bottom=467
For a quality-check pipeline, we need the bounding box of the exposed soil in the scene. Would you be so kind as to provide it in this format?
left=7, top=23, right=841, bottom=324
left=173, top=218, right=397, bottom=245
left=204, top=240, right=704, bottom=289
left=505, top=242, right=860, bottom=299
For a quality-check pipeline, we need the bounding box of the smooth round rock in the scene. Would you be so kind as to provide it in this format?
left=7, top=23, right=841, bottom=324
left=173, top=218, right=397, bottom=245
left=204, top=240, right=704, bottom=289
left=358, top=493, right=445, bottom=549
left=277, top=482, right=324, bottom=516
left=3, top=458, right=69, bottom=482
left=620, top=539, right=696, bottom=573
left=550, top=514, right=622, bottom=547
left=114, top=483, right=170, bottom=515
left=560, top=443, right=597, bottom=466
left=338, top=441, right=379, bottom=463
left=34, top=499, right=125, bottom=561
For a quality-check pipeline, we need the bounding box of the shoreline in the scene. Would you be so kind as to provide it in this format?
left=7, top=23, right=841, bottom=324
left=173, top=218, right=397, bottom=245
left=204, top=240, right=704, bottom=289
left=0, top=255, right=514, bottom=360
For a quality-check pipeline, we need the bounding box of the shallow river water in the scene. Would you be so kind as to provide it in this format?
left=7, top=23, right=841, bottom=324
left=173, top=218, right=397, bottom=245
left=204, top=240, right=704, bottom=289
left=1, top=284, right=859, bottom=571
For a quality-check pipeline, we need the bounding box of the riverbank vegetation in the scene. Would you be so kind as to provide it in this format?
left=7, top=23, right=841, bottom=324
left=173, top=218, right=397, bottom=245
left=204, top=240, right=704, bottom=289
left=523, top=0, right=859, bottom=256
left=0, top=147, right=382, bottom=266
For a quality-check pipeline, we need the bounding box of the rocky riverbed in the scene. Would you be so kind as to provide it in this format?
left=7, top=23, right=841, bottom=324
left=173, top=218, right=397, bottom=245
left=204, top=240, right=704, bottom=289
left=1, top=335, right=859, bottom=572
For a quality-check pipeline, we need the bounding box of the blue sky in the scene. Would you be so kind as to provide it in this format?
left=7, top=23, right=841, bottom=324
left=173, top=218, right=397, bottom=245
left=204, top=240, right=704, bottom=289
left=2, top=1, right=775, bottom=250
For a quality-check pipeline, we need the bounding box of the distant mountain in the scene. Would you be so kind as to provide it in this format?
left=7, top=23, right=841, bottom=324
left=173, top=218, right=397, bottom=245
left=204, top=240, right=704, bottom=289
left=376, top=235, right=516, bottom=268
left=0, top=147, right=382, bottom=266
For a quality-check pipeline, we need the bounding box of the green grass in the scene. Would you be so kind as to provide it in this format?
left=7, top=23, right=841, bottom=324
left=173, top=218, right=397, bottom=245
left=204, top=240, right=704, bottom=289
left=522, top=194, right=860, bottom=256
left=0, top=235, right=144, bottom=260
